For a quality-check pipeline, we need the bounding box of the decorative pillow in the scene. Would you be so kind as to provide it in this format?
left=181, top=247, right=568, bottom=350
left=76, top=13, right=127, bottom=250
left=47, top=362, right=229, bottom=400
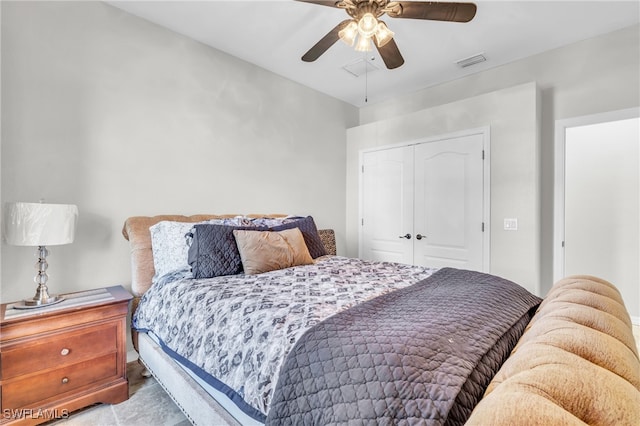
left=233, top=228, right=314, bottom=275
left=203, top=216, right=251, bottom=227
left=149, top=221, right=199, bottom=280
left=270, top=216, right=327, bottom=259
left=150, top=217, right=249, bottom=280
left=188, top=224, right=268, bottom=278
left=247, top=216, right=302, bottom=227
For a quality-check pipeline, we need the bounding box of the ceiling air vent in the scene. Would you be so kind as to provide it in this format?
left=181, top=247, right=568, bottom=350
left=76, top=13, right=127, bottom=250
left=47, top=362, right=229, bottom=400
left=455, top=53, right=486, bottom=68
left=342, top=58, right=380, bottom=77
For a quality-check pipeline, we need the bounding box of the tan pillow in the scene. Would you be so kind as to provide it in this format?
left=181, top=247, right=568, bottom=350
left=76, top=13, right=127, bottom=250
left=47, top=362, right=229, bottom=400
left=233, top=228, right=314, bottom=274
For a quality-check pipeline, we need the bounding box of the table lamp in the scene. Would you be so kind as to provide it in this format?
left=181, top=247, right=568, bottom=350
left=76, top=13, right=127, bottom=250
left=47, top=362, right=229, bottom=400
left=3, top=202, right=78, bottom=309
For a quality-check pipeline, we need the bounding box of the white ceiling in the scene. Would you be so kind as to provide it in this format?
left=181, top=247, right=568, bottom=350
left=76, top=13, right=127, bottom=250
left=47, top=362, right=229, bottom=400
left=108, top=1, right=640, bottom=107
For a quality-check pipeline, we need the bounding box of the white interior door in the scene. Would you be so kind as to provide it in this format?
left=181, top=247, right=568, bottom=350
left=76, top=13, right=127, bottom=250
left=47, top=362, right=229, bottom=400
left=360, top=130, right=487, bottom=269
left=413, top=135, right=485, bottom=270
left=361, top=146, right=414, bottom=264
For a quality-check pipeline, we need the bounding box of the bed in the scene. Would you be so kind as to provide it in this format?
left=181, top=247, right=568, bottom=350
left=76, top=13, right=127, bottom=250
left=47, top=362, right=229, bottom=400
left=122, top=214, right=640, bottom=425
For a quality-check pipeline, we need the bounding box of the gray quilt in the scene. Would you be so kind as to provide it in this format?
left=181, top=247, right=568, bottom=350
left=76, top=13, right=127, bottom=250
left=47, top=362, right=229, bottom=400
left=133, top=256, right=437, bottom=421
left=266, top=268, right=542, bottom=425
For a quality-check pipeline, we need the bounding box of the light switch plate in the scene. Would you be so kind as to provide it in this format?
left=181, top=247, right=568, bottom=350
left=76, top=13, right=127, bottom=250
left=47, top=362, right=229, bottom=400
left=504, top=218, right=518, bottom=231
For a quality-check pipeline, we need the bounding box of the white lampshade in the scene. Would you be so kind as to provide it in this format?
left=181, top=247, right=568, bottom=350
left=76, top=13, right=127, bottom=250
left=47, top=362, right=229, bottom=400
left=357, top=13, right=378, bottom=38
left=355, top=34, right=372, bottom=52
left=338, top=21, right=358, bottom=47
left=374, top=21, right=394, bottom=47
left=3, top=202, right=78, bottom=246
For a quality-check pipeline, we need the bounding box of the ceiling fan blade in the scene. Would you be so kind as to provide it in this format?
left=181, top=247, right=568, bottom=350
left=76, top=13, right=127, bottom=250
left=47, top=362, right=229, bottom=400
left=375, top=39, right=405, bottom=69
left=390, top=2, right=477, bottom=22
left=302, top=20, right=351, bottom=62
left=295, top=0, right=341, bottom=9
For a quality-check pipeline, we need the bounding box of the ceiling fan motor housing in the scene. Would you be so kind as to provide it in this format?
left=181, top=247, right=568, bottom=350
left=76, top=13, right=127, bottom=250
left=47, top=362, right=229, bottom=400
left=338, top=0, right=403, bottom=20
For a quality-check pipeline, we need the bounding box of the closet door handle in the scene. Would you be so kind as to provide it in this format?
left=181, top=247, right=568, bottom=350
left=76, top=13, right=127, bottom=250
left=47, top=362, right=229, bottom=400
left=399, top=234, right=412, bottom=240
left=416, top=234, right=425, bottom=240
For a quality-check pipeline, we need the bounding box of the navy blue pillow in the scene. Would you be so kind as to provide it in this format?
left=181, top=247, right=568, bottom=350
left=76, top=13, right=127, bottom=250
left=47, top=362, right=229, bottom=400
left=270, top=216, right=327, bottom=259
left=187, top=224, right=267, bottom=278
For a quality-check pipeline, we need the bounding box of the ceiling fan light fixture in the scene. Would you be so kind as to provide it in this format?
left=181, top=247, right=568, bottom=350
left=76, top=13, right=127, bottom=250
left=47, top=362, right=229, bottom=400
left=299, top=0, right=479, bottom=70
left=338, top=20, right=358, bottom=46
left=357, top=12, right=378, bottom=38
left=374, top=21, right=394, bottom=47
left=355, top=34, right=373, bottom=52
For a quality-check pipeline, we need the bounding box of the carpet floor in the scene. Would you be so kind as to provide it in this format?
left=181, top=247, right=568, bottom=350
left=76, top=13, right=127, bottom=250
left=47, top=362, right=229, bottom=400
left=50, top=361, right=189, bottom=425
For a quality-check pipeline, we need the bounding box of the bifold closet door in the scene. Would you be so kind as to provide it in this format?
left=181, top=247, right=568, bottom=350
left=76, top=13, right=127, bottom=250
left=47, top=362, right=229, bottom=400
left=361, top=133, right=485, bottom=270
left=361, top=145, right=414, bottom=264
left=413, top=135, right=484, bottom=270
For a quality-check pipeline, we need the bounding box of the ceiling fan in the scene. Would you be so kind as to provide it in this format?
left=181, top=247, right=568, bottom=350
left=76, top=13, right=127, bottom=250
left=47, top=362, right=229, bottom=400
left=297, top=0, right=477, bottom=69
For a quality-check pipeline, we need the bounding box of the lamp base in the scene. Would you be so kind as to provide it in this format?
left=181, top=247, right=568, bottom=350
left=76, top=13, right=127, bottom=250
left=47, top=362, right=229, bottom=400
left=13, top=245, right=66, bottom=310
left=13, top=295, right=65, bottom=310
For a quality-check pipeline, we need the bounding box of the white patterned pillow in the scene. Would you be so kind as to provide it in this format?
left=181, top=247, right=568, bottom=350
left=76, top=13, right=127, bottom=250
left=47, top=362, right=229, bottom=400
left=248, top=216, right=303, bottom=227
left=150, top=217, right=248, bottom=280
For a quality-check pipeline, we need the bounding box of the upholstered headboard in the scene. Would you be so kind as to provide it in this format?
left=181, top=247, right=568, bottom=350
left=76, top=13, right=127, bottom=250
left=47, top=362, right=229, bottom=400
left=121, top=214, right=336, bottom=297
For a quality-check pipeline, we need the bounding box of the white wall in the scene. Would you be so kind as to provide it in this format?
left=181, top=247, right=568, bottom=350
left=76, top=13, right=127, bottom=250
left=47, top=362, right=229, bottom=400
left=2, top=2, right=638, bottom=311
left=0, top=1, right=358, bottom=303
left=359, top=24, right=640, bottom=296
left=347, top=83, right=540, bottom=296
left=0, top=3, right=2, bottom=287
left=565, top=117, right=639, bottom=318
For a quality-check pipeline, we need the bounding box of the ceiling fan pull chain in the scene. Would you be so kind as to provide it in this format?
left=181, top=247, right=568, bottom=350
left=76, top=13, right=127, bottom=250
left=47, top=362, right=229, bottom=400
left=364, top=52, right=368, bottom=103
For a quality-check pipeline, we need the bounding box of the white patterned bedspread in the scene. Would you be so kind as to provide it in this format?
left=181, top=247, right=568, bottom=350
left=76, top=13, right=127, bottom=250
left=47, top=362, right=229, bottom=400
left=133, top=256, right=437, bottom=421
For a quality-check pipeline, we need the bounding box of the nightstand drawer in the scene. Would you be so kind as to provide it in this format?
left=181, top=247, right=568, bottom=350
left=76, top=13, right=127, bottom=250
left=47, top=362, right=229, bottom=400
left=1, top=322, right=117, bottom=380
left=2, top=353, right=118, bottom=409
left=1, top=286, right=132, bottom=422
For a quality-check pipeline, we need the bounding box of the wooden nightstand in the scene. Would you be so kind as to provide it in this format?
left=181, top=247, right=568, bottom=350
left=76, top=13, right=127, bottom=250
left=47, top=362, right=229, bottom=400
left=0, top=286, right=132, bottom=425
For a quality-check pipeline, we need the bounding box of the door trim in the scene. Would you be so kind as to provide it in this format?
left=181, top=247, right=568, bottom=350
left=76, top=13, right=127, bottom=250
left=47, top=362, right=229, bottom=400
left=358, top=126, right=491, bottom=272
left=553, top=107, right=640, bottom=282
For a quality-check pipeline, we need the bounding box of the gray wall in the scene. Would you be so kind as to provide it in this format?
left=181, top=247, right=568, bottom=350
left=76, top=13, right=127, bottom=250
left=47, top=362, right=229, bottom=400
left=359, top=24, right=640, bottom=297
left=1, top=0, right=638, bottom=319
left=0, top=1, right=358, bottom=303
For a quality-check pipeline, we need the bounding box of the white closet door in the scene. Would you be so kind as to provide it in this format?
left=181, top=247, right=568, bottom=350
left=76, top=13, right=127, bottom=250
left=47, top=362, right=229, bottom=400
left=413, top=134, right=484, bottom=270
left=361, top=146, right=414, bottom=264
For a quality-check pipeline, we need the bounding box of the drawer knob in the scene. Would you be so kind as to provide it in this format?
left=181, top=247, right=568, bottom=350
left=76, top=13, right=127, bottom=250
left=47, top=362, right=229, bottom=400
left=60, top=348, right=70, bottom=356
left=61, top=377, right=69, bottom=384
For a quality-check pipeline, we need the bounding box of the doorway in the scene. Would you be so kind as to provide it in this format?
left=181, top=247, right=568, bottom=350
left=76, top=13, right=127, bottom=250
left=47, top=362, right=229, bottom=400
left=554, top=108, right=639, bottom=321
